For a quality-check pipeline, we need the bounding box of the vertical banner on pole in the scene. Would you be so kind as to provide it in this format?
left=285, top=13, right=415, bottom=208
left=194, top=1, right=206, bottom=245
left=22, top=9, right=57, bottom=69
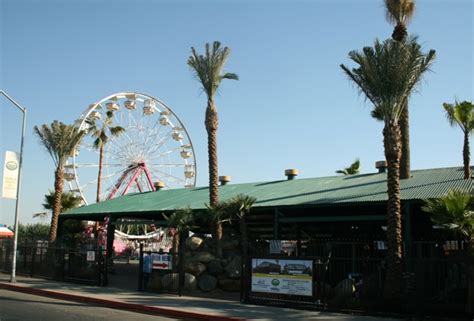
left=2, top=151, right=20, bottom=199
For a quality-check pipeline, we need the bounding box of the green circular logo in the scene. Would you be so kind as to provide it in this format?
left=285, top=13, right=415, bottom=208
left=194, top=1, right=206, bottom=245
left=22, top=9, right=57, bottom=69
left=271, top=279, right=280, bottom=286
left=5, top=161, right=18, bottom=171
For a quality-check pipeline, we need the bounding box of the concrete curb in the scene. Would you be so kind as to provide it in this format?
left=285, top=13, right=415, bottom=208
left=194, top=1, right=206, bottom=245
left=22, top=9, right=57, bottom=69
left=0, top=282, right=246, bottom=321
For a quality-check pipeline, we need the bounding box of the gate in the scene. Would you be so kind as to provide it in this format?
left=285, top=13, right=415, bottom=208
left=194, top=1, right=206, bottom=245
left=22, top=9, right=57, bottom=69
left=138, top=243, right=183, bottom=295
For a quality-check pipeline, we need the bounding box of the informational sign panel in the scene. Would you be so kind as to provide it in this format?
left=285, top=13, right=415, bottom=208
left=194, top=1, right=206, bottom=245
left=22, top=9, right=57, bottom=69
left=251, top=258, right=313, bottom=296
left=86, top=251, right=96, bottom=262
left=2, top=151, right=19, bottom=199
left=152, top=254, right=172, bottom=270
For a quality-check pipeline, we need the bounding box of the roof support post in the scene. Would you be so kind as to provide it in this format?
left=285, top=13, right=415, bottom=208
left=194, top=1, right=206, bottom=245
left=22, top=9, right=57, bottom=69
left=273, top=208, right=281, bottom=240
left=403, top=202, right=412, bottom=270
left=106, top=216, right=115, bottom=260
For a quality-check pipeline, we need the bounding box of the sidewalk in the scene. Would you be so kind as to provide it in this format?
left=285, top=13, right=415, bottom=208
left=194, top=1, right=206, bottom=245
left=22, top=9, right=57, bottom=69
left=0, top=273, right=401, bottom=321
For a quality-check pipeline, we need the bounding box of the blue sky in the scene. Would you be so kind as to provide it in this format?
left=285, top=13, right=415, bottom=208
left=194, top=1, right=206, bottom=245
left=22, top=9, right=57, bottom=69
left=1, top=0, right=473, bottom=226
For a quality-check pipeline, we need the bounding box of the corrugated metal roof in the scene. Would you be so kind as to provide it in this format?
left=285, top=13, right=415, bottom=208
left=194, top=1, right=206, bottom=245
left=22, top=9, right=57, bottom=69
left=61, top=166, right=473, bottom=218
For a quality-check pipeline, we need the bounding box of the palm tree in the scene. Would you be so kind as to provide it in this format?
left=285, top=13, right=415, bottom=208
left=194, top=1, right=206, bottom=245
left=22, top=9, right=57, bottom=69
left=187, top=41, right=238, bottom=207
left=88, top=110, right=125, bottom=203
left=228, top=194, right=257, bottom=258
left=383, top=0, right=416, bottom=179
left=41, top=191, right=83, bottom=214
left=34, top=121, right=85, bottom=242
left=336, top=158, right=361, bottom=175
left=341, top=37, right=435, bottom=301
left=164, top=208, right=195, bottom=267
left=442, top=100, right=474, bottom=179
left=187, top=41, right=238, bottom=250
left=206, top=201, right=234, bottom=257
left=422, top=190, right=474, bottom=314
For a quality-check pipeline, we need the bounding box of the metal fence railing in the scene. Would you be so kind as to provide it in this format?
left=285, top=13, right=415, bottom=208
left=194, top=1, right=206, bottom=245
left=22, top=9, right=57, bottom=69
left=0, top=239, right=107, bottom=286
left=242, top=239, right=470, bottom=318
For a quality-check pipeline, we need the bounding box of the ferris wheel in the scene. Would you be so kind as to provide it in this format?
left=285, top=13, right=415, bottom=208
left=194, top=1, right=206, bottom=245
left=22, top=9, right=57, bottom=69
left=65, top=92, right=197, bottom=206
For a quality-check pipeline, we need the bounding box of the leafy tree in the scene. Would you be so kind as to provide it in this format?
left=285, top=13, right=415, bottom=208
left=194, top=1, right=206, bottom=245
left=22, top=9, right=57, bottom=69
left=16, top=223, right=50, bottom=240
left=336, top=159, right=361, bottom=175
left=442, top=100, right=474, bottom=179
left=341, top=37, right=435, bottom=301
left=87, top=110, right=125, bottom=203
left=422, top=190, right=474, bottom=314
left=228, top=194, right=257, bottom=257
left=384, top=0, right=416, bottom=179
left=34, top=121, right=85, bottom=242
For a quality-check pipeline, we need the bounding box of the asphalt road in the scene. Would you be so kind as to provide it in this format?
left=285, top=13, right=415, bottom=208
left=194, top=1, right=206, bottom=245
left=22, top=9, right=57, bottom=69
left=0, top=289, right=186, bottom=321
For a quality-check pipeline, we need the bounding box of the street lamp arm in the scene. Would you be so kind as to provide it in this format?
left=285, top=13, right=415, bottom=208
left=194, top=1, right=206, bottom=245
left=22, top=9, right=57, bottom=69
left=0, top=90, right=26, bottom=113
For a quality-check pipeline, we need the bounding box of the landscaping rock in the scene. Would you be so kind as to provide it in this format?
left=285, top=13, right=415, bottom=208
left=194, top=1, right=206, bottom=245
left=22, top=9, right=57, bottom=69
left=161, top=272, right=197, bottom=291
left=161, top=273, right=179, bottom=292
left=333, top=278, right=355, bottom=300
left=198, top=274, right=217, bottom=292
left=224, top=256, right=242, bottom=279
left=185, top=261, right=206, bottom=276
left=207, top=260, right=224, bottom=276
left=185, top=235, right=204, bottom=251
left=218, top=278, right=241, bottom=292
left=222, top=239, right=239, bottom=250
left=190, top=251, right=215, bottom=263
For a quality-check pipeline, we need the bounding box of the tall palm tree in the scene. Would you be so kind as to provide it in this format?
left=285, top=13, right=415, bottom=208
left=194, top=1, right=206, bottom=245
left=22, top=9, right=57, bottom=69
left=88, top=110, right=125, bottom=203
left=335, top=158, right=361, bottom=175
left=34, top=121, right=85, bottom=242
left=187, top=41, right=238, bottom=207
left=187, top=41, right=238, bottom=250
left=422, top=190, right=474, bottom=314
left=384, top=0, right=416, bottom=179
left=442, top=100, right=474, bottom=179
left=228, top=194, right=257, bottom=258
left=341, top=37, right=435, bottom=301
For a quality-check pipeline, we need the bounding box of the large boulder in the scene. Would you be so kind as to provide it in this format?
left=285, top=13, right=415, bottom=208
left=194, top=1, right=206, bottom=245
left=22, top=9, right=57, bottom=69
left=198, top=274, right=217, bottom=292
left=190, top=252, right=215, bottom=264
left=207, top=260, right=224, bottom=276
left=161, top=273, right=197, bottom=291
left=185, top=261, right=206, bottom=276
left=333, top=278, right=355, bottom=301
left=185, top=235, right=204, bottom=251
left=224, top=256, right=242, bottom=279
left=218, top=278, right=241, bottom=292
left=221, top=239, right=239, bottom=250
left=147, top=275, right=162, bottom=291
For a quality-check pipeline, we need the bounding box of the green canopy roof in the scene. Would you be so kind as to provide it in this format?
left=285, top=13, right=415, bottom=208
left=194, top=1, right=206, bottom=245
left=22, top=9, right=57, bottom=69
left=61, top=166, right=472, bottom=219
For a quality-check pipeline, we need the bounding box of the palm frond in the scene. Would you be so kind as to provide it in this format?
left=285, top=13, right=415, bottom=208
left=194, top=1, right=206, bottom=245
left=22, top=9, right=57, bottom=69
left=384, top=0, right=415, bottom=25
left=443, top=100, right=474, bottom=133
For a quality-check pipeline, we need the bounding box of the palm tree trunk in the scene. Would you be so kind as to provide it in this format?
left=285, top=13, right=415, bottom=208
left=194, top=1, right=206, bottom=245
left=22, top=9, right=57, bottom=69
left=215, top=222, right=223, bottom=258
left=205, top=100, right=219, bottom=206
left=399, top=104, right=410, bottom=179
left=240, top=217, right=248, bottom=258
left=97, top=144, right=104, bottom=203
left=50, top=167, right=64, bottom=242
left=463, top=131, right=471, bottom=179
left=172, top=230, right=180, bottom=271
left=383, top=120, right=403, bottom=304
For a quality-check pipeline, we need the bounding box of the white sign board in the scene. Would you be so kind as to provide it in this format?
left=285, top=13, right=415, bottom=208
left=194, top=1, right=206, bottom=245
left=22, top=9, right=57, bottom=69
left=152, top=254, right=172, bottom=270
left=2, top=151, right=19, bottom=199
left=251, top=258, right=313, bottom=296
left=86, top=251, right=95, bottom=262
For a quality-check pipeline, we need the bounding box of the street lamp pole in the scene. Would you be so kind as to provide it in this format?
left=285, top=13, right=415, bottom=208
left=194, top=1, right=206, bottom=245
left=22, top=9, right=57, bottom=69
left=0, top=90, right=27, bottom=283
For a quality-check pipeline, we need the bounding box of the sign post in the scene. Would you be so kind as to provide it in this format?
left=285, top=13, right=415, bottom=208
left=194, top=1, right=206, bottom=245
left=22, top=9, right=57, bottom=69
left=1, top=91, right=27, bottom=283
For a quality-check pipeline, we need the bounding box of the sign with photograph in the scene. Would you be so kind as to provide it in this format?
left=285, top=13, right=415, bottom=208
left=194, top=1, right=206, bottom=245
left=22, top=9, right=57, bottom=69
left=2, top=151, right=20, bottom=199
left=251, top=258, right=313, bottom=296
left=152, top=254, right=172, bottom=270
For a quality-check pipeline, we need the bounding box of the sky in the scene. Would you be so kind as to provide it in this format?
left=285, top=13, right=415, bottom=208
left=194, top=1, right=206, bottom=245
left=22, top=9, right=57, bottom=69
left=0, top=0, right=473, bottom=227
